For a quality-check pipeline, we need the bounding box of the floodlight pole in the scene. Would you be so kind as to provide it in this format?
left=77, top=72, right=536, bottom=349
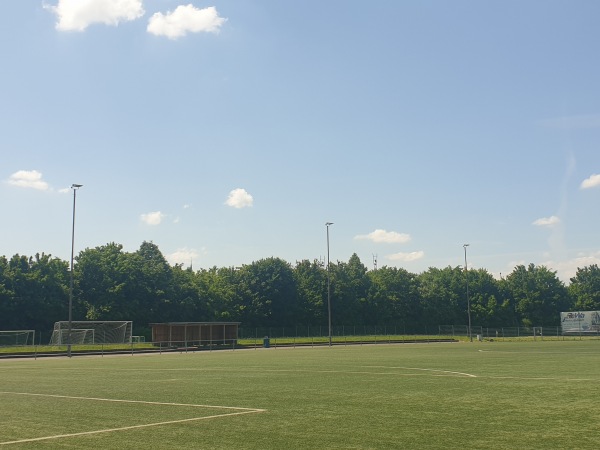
left=326, top=222, right=334, bottom=347
left=463, top=243, right=472, bottom=342
left=68, top=184, right=82, bottom=357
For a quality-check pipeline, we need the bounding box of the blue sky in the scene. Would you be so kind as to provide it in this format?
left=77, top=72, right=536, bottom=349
left=2, top=1, right=600, bottom=281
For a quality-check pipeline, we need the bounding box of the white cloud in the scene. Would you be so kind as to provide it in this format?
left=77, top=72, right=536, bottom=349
left=541, top=252, right=600, bottom=283
left=225, top=188, right=253, bottom=208
left=6, top=170, right=50, bottom=190
left=147, top=5, right=226, bottom=39
left=387, top=251, right=424, bottom=262
left=140, top=211, right=164, bottom=225
left=495, top=260, right=527, bottom=280
left=532, top=216, right=560, bottom=227
left=580, top=174, right=600, bottom=190
left=45, top=0, right=144, bottom=32
left=355, top=229, right=411, bottom=244
left=166, top=247, right=202, bottom=266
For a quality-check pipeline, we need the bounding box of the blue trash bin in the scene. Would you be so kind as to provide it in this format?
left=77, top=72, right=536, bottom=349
left=263, top=336, right=270, bottom=348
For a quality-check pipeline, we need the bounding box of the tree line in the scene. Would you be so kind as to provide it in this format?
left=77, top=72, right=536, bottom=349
left=1, top=241, right=600, bottom=339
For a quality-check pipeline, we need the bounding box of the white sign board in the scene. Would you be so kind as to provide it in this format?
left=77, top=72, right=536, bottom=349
left=560, top=311, right=600, bottom=334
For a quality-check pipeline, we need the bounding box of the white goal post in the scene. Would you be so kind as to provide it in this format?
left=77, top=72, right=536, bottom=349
left=49, top=321, right=132, bottom=345
left=0, top=330, right=35, bottom=346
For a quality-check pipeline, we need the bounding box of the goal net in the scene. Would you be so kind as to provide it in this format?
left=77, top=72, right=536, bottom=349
left=49, top=328, right=95, bottom=345
left=49, top=321, right=132, bottom=345
left=0, top=330, right=35, bottom=346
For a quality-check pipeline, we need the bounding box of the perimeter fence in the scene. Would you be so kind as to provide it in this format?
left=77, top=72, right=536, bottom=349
left=2, top=324, right=599, bottom=358
left=238, top=325, right=600, bottom=341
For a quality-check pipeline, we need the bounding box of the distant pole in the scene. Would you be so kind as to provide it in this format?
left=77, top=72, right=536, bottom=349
left=326, top=222, right=334, bottom=347
left=68, top=184, right=83, bottom=357
left=463, top=244, right=472, bottom=342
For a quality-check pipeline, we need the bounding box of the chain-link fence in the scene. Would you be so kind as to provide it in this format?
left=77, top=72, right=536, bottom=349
left=239, top=325, right=600, bottom=341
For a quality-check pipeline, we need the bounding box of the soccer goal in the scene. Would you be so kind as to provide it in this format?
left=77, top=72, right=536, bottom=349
left=0, top=330, right=35, bottom=346
left=49, top=328, right=95, bottom=345
left=49, top=321, right=132, bottom=345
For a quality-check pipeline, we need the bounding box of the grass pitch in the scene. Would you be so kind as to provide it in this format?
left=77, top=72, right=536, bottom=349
left=1, top=341, right=599, bottom=449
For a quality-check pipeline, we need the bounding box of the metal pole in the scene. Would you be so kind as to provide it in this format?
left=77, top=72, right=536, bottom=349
left=463, top=243, right=472, bottom=342
left=68, top=184, right=82, bottom=357
left=326, top=222, right=333, bottom=347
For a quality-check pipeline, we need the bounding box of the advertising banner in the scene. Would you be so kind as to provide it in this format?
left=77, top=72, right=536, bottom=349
left=560, top=311, right=600, bottom=334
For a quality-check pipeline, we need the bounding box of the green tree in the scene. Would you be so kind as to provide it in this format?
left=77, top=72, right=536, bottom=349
left=368, top=266, right=421, bottom=329
left=76, top=241, right=175, bottom=333
left=568, top=264, right=600, bottom=311
left=467, top=268, right=512, bottom=327
left=330, top=254, right=370, bottom=326
left=418, top=266, right=465, bottom=328
left=235, top=258, right=298, bottom=327
left=0, top=254, right=69, bottom=336
left=0, top=256, right=15, bottom=329
left=294, top=259, right=327, bottom=325
left=128, top=241, right=174, bottom=326
left=202, top=266, right=241, bottom=322
left=505, top=264, right=570, bottom=326
left=76, top=243, right=130, bottom=321
left=161, top=264, right=211, bottom=322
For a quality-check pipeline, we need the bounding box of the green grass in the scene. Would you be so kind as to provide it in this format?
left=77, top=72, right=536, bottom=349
left=0, top=336, right=454, bottom=355
left=1, top=333, right=593, bottom=354
left=239, top=334, right=457, bottom=346
left=0, top=343, right=157, bottom=354
left=1, top=341, right=599, bottom=449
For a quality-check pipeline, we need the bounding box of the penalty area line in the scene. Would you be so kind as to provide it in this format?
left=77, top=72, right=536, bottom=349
left=0, top=391, right=264, bottom=412
left=0, top=410, right=264, bottom=446
left=363, top=366, right=477, bottom=378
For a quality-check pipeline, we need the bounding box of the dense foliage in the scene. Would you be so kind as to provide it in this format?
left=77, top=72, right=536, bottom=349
left=0, top=242, right=596, bottom=337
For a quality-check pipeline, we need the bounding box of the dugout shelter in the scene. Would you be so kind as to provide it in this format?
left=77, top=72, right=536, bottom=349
left=150, top=322, right=240, bottom=346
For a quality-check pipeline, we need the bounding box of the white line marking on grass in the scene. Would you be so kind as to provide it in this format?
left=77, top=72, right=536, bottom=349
left=37, top=365, right=479, bottom=379
left=0, top=391, right=264, bottom=411
left=362, top=366, right=477, bottom=378
left=0, top=410, right=261, bottom=446
left=0, top=391, right=265, bottom=446
left=184, top=367, right=477, bottom=378
left=480, top=375, right=598, bottom=382
left=478, top=349, right=600, bottom=355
